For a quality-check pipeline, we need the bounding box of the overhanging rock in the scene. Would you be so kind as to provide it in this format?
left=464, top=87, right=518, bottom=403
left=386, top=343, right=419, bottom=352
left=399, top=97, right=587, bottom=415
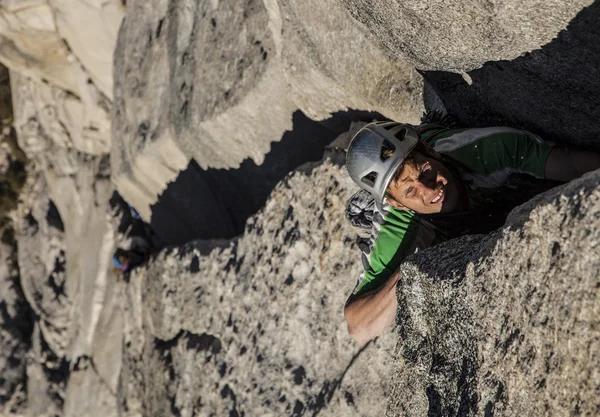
left=111, top=0, right=423, bottom=224
left=341, top=0, right=592, bottom=72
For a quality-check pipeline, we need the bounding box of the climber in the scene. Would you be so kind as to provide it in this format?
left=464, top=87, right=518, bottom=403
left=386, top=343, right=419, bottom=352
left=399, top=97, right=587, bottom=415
left=112, top=247, right=147, bottom=276
left=344, top=117, right=600, bottom=344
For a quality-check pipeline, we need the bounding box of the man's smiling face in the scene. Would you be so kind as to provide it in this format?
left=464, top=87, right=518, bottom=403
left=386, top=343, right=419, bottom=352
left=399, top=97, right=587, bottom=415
left=385, top=151, right=462, bottom=214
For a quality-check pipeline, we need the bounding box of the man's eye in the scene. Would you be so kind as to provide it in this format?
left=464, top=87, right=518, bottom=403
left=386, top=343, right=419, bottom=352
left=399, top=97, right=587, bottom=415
left=405, top=186, right=414, bottom=196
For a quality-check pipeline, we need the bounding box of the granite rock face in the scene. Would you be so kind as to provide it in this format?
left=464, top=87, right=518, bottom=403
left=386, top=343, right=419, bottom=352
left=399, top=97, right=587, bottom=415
left=48, top=0, right=124, bottom=99
left=119, top=153, right=399, bottom=417
left=0, top=2, right=125, bottom=416
left=423, top=3, right=600, bottom=153
left=111, top=0, right=424, bottom=223
left=341, top=0, right=592, bottom=72
left=119, top=152, right=600, bottom=417
left=388, top=172, right=600, bottom=416
left=0, top=0, right=123, bottom=98
left=1, top=0, right=599, bottom=416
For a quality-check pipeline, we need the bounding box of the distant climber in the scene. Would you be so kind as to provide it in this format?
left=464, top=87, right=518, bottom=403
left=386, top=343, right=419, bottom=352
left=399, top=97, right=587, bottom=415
left=112, top=247, right=147, bottom=274
left=344, top=115, right=600, bottom=344
left=110, top=196, right=157, bottom=277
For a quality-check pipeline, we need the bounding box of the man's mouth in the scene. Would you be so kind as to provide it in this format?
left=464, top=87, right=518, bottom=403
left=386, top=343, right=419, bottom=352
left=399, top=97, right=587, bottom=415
left=431, top=186, right=444, bottom=204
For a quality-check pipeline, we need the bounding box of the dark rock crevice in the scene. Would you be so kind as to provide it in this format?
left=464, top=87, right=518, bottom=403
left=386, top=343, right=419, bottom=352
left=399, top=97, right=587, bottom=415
left=309, top=340, right=372, bottom=416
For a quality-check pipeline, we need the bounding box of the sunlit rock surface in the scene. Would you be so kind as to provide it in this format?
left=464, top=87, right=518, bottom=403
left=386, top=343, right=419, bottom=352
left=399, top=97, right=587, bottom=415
left=111, top=0, right=424, bottom=222
left=0, top=0, right=123, bottom=98
left=119, top=153, right=398, bottom=417
left=0, top=2, right=124, bottom=416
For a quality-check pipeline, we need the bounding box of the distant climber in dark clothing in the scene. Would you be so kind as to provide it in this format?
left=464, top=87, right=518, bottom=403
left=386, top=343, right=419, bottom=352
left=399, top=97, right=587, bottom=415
left=111, top=197, right=156, bottom=276
left=112, top=247, right=147, bottom=274
left=343, top=117, right=600, bottom=344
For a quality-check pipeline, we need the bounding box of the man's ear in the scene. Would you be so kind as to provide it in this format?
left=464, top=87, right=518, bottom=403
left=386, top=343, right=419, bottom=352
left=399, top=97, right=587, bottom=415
left=386, top=198, right=409, bottom=210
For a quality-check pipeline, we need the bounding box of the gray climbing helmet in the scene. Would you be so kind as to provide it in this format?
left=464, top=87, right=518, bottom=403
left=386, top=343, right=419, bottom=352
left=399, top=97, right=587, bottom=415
left=346, top=121, right=419, bottom=207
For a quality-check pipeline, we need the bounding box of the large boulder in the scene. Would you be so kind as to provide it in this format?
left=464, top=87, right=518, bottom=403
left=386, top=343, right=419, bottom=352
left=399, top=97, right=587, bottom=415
left=341, top=0, right=592, bottom=72
left=388, top=170, right=600, bottom=416
left=119, top=152, right=399, bottom=417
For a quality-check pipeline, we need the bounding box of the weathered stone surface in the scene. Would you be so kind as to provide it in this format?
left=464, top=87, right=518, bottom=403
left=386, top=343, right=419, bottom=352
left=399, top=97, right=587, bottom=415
left=341, top=0, right=592, bottom=72
left=270, top=0, right=423, bottom=120
left=111, top=0, right=423, bottom=222
left=0, top=1, right=123, bottom=99
left=10, top=70, right=120, bottom=416
left=63, top=361, right=119, bottom=417
left=25, top=322, right=65, bottom=417
left=111, top=0, right=293, bottom=222
left=423, top=3, right=600, bottom=151
left=0, top=0, right=84, bottom=94
left=11, top=72, right=111, bottom=157
left=388, top=171, right=600, bottom=416
left=119, top=154, right=398, bottom=417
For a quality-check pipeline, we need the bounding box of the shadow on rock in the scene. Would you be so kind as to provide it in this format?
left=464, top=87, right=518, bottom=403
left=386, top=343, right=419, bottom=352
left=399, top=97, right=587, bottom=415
left=148, top=109, right=383, bottom=246
left=423, top=1, right=600, bottom=149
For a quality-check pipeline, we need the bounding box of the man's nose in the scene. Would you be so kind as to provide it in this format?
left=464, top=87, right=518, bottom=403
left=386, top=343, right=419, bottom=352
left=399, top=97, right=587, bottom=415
left=415, top=182, right=437, bottom=200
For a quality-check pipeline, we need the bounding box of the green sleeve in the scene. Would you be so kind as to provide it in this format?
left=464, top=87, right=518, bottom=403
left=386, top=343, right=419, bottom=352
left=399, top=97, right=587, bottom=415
left=353, top=209, right=437, bottom=297
left=440, top=128, right=555, bottom=179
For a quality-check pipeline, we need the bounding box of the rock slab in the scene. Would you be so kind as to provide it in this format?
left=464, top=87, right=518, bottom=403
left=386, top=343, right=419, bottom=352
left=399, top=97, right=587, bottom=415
left=388, top=171, right=600, bottom=416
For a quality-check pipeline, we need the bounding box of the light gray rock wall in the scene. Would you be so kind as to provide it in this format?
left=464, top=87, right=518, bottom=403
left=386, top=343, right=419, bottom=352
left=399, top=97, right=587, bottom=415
left=388, top=171, right=600, bottom=416
left=0, top=1, right=123, bottom=99
left=2, top=3, right=125, bottom=415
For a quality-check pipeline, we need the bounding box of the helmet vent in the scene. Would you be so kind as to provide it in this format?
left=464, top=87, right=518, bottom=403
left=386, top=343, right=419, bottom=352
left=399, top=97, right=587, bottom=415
left=361, top=171, right=378, bottom=187
left=380, top=140, right=396, bottom=162
left=395, top=128, right=407, bottom=140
